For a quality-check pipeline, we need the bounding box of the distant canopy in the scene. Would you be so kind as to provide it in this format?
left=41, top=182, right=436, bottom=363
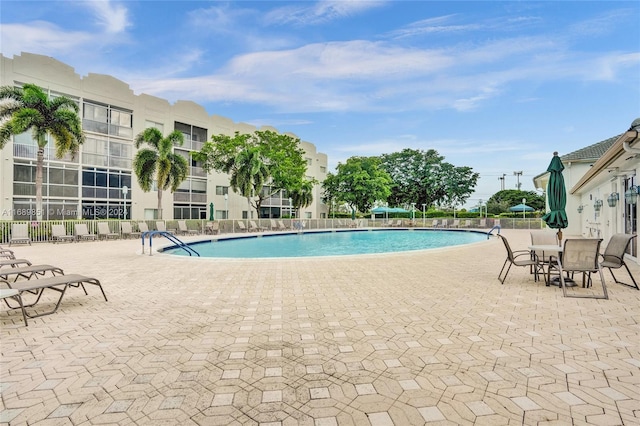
left=371, top=207, right=410, bottom=213
left=508, top=203, right=534, bottom=212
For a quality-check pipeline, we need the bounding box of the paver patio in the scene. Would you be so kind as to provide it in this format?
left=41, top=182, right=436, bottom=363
left=1, top=229, right=639, bottom=425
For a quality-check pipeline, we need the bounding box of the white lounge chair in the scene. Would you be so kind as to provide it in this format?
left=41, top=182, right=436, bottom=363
left=178, top=220, right=199, bottom=235
left=249, top=220, right=266, bottom=232
left=120, top=222, right=141, bottom=239
left=205, top=222, right=219, bottom=235
left=278, top=220, right=290, bottom=230
left=51, top=224, right=75, bottom=243
left=138, top=222, right=150, bottom=233
left=9, top=224, right=31, bottom=246
left=97, top=222, right=119, bottom=239
left=74, top=223, right=97, bottom=241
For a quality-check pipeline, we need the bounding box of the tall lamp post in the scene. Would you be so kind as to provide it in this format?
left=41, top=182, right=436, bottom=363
left=522, top=198, right=526, bottom=220
left=422, top=203, right=426, bottom=226
left=411, top=202, right=416, bottom=223
left=224, top=193, right=228, bottom=219
left=122, top=185, right=129, bottom=220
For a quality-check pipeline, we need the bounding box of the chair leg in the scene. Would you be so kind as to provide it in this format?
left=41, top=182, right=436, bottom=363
left=561, top=267, right=608, bottom=300
left=608, top=265, right=639, bottom=290
left=498, top=259, right=512, bottom=284
left=13, top=293, right=28, bottom=326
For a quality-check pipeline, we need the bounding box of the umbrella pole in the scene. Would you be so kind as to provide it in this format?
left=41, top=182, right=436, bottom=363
left=557, top=229, right=563, bottom=246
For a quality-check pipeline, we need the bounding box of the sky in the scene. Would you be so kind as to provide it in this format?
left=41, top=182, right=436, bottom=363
left=1, top=0, right=639, bottom=209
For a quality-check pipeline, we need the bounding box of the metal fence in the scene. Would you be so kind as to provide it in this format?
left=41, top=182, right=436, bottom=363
left=0, top=217, right=546, bottom=245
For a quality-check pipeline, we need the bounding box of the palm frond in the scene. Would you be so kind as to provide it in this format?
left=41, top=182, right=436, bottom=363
left=134, top=127, right=162, bottom=149
left=133, top=149, right=158, bottom=191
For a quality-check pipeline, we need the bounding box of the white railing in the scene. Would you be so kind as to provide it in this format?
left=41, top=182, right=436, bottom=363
left=0, top=218, right=546, bottom=245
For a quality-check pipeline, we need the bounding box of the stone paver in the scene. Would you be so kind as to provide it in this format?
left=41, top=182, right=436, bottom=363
left=1, top=229, right=639, bottom=425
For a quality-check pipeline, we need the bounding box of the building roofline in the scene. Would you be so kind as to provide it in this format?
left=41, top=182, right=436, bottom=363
left=569, top=130, right=639, bottom=194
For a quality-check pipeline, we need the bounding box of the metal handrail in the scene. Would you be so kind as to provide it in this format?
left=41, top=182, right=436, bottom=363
left=141, top=231, right=200, bottom=257
left=487, top=225, right=501, bottom=239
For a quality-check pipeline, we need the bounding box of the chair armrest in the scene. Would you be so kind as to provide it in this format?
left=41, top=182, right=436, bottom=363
left=513, top=250, right=536, bottom=261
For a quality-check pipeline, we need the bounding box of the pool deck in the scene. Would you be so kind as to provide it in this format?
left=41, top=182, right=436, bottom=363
left=1, top=229, right=639, bottom=425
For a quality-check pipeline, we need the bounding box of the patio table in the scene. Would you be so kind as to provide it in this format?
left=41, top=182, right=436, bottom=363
left=528, top=245, right=575, bottom=287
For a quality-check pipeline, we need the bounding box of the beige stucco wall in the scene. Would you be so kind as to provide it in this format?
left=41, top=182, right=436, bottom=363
left=1, top=52, right=328, bottom=221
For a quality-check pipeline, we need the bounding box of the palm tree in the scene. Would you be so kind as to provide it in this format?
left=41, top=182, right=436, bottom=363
left=230, top=146, right=269, bottom=218
left=133, top=127, right=188, bottom=219
left=289, top=179, right=315, bottom=216
left=0, top=83, right=84, bottom=220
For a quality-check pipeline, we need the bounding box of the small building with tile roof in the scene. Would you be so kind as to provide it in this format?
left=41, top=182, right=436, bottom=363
left=533, top=120, right=639, bottom=262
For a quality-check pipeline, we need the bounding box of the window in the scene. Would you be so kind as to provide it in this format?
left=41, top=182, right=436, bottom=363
left=174, top=121, right=207, bottom=150
left=83, top=136, right=132, bottom=169
left=13, top=163, right=79, bottom=200
left=216, top=186, right=229, bottom=196
left=83, top=101, right=132, bottom=138
left=145, top=120, right=164, bottom=133
left=82, top=167, right=131, bottom=200
left=320, top=166, right=326, bottom=173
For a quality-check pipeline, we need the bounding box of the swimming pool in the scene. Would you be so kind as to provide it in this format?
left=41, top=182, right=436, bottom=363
left=162, top=229, right=487, bottom=258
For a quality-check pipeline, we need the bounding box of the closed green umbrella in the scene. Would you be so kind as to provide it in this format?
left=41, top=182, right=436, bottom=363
left=209, top=202, right=214, bottom=221
left=541, top=152, right=568, bottom=244
left=351, top=208, right=356, bottom=221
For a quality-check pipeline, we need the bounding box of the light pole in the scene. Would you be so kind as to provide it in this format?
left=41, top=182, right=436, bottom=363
left=122, top=185, right=129, bottom=220
left=479, top=199, right=483, bottom=219
left=522, top=198, right=526, bottom=220
left=514, top=171, right=523, bottom=190
left=224, top=193, right=228, bottom=219
left=422, top=203, right=426, bottom=226
left=289, top=198, right=294, bottom=218
left=411, top=202, right=416, bottom=222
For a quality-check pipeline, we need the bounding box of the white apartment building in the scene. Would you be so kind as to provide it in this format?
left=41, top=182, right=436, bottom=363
left=0, top=53, right=329, bottom=221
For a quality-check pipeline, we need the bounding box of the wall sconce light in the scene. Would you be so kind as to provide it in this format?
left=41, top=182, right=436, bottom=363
left=593, top=199, right=603, bottom=212
left=577, top=205, right=584, bottom=213
left=625, top=185, right=639, bottom=205
left=607, top=192, right=619, bottom=207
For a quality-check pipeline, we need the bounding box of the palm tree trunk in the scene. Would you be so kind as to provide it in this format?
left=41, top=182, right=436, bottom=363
left=157, top=188, right=163, bottom=219
left=35, top=146, right=45, bottom=220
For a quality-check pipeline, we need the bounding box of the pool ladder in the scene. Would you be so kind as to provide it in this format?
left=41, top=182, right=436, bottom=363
left=141, top=231, right=200, bottom=256
left=487, top=225, right=501, bottom=239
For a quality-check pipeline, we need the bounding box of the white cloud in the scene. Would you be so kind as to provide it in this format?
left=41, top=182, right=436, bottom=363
left=126, top=31, right=638, bottom=116
left=0, top=22, right=92, bottom=56
left=0, top=1, right=130, bottom=58
left=265, top=0, right=386, bottom=26
left=82, top=0, right=130, bottom=34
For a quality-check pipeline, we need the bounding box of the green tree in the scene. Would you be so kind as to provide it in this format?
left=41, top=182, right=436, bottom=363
left=133, top=127, right=189, bottom=219
left=324, top=156, right=392, bottom=214
left=320, top=173, right=340, bottom=217
left=231, top=145, right=270, bottom=217
left=439, top=163, right=480, bottom=208
left=193, top=130, right=307, bottom=217
left=487, top=189, right=544, bottom=215
left=289, top=179, right=315, bottom=215
left=0, top=83, right=84, bottom=219
left=379, top=148, right=478, bottom=208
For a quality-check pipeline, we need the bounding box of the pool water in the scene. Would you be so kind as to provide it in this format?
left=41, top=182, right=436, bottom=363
left=162, top=229, right=487, bottom=258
